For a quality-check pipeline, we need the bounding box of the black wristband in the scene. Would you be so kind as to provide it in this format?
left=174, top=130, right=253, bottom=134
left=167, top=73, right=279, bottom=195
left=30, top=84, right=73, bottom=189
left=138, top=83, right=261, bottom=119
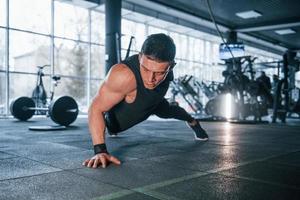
left=94, top=143, right=108, bottom=155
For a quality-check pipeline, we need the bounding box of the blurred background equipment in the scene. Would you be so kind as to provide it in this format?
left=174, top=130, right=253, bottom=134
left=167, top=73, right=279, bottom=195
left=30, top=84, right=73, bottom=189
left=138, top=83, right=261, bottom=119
left=10, top=65, right=79, bottom=127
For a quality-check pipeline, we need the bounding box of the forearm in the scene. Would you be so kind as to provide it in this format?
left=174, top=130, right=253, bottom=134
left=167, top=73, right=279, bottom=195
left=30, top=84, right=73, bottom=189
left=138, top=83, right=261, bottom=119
left=88, top=105, right=106, bottom=145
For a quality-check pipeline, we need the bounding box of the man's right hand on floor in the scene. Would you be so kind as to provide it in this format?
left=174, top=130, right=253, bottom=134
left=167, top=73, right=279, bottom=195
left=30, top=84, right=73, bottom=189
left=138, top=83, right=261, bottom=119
left=82, top=153, right=121, bottom=169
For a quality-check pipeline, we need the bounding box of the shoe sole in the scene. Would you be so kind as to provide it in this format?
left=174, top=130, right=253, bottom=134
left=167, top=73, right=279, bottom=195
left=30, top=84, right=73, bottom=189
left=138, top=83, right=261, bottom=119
left=195, top=137, right=209, bottom=141
left=185, top=122, right=209, bottom=141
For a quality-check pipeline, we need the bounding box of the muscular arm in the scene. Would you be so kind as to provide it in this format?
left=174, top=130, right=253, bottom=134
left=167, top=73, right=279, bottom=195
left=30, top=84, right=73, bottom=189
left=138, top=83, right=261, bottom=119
left=88, top=64, right=136, bottom=146
left=83, top=64, right=136, bottom=168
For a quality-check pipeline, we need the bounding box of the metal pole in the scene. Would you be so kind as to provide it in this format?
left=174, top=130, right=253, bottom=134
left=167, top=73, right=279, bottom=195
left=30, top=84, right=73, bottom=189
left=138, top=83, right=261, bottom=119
left=87, top=9, right=92, bottom=107
left=5, top=0, right=9, bottom=116
left=105, top=0, right=121, bottom=74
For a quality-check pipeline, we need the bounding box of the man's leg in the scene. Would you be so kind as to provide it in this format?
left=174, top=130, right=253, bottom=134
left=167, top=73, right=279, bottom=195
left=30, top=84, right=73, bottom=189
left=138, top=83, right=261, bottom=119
left=152, top=99, right=208, bottom=141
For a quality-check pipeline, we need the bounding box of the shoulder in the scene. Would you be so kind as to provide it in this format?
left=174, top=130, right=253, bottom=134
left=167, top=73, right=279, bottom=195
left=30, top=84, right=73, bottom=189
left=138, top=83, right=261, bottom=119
left=105, top=63, right=136, bottom=93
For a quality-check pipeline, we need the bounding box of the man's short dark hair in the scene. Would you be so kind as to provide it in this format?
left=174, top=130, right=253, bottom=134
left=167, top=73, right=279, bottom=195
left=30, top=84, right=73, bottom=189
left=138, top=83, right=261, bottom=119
left=141, top=33, right=176, bottom=62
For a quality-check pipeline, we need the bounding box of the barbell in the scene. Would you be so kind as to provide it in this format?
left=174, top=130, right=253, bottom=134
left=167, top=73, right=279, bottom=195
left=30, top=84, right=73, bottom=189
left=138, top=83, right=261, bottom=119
left=10, top=96, right=78, bottom=126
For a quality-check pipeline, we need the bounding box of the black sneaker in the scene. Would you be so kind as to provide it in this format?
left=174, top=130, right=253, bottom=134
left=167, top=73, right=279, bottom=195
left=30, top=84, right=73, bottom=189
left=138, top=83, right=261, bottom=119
left=186, top=120, right=209, bottom=141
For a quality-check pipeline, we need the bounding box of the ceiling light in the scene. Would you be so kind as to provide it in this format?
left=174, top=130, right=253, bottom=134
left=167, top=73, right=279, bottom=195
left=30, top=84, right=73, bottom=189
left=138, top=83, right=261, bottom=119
left=275, top=29, right=296, bottom=35
left=236, top=10, right=262, bottom=19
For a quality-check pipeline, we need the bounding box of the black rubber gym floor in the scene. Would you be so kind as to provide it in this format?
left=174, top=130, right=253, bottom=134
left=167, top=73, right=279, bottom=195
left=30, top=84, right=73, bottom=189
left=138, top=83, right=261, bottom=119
left=0, top=117, right=300, bottom=200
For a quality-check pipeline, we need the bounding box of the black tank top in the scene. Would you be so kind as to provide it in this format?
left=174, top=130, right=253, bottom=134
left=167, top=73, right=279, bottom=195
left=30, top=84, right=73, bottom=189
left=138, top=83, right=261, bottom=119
left=107, top=54, right=173, bottom=132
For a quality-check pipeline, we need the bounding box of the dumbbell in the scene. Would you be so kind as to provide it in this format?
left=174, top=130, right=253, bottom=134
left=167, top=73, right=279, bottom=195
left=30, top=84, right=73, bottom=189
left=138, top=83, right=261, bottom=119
left=10, top=96, right=79, bottom=126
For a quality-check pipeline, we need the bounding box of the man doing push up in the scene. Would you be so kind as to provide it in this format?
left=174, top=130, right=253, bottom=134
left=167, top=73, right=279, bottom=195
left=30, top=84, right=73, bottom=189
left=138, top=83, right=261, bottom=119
left=83, top=33, right=208, bottom=169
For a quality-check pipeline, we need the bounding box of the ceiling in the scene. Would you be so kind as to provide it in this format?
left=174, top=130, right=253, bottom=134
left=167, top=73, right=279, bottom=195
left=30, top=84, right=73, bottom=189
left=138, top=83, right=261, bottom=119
left=123, top=0, right=300, bottom=54
left=149, top=0, right=300, bottom=49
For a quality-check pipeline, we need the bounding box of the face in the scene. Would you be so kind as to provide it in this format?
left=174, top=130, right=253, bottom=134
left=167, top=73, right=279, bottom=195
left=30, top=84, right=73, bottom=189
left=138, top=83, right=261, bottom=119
left=139, top=54, right=172, bottom=89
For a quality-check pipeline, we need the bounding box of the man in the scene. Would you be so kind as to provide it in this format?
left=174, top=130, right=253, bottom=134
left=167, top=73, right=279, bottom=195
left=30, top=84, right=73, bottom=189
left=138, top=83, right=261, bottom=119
left=257, top=71, right=272, bottom=91
left=83, top=33, right=208, bottom=169
left=256, top=71, right=273, bottom=107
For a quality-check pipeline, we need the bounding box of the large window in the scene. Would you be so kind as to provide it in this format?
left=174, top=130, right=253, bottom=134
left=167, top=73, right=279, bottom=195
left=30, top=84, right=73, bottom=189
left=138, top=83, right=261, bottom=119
left=54, top=39, right=87, bottom=76
left=0, top=28, right=5, bottom=70
left=90, top=11, right=105, bottom=102
left=0, top=0, right=108, bottom=116
left=54, top=38, right=88, bottom=108
left=8, top=31, right=51, bottom=105
left=148, top=26, right=168, bottom=35
left=54, top=1, right=89, bottom=41
left=91, top=45, right=105, bottom=80
left=9, top=0, right=51, bottom=34
left=0, top=0, right=6, bottom=26
left=91, top=11, right=105, bottom=44
left=9, top=30, right=50, bottom=73
left=121, top=19, right=146, bottom=53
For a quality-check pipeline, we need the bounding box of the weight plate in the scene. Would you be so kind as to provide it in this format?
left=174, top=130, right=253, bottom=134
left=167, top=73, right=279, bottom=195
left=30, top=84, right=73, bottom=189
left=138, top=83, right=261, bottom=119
left=10, top=97, right=35, bottom=121
left=49, top=96, right=78, bottom=126
left=28, top=125, right=66, bottom=131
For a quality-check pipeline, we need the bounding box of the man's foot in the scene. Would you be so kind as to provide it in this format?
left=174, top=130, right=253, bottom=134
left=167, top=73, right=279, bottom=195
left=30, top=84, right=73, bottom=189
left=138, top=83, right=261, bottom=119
left=186, top=120, right=209, bottom=141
